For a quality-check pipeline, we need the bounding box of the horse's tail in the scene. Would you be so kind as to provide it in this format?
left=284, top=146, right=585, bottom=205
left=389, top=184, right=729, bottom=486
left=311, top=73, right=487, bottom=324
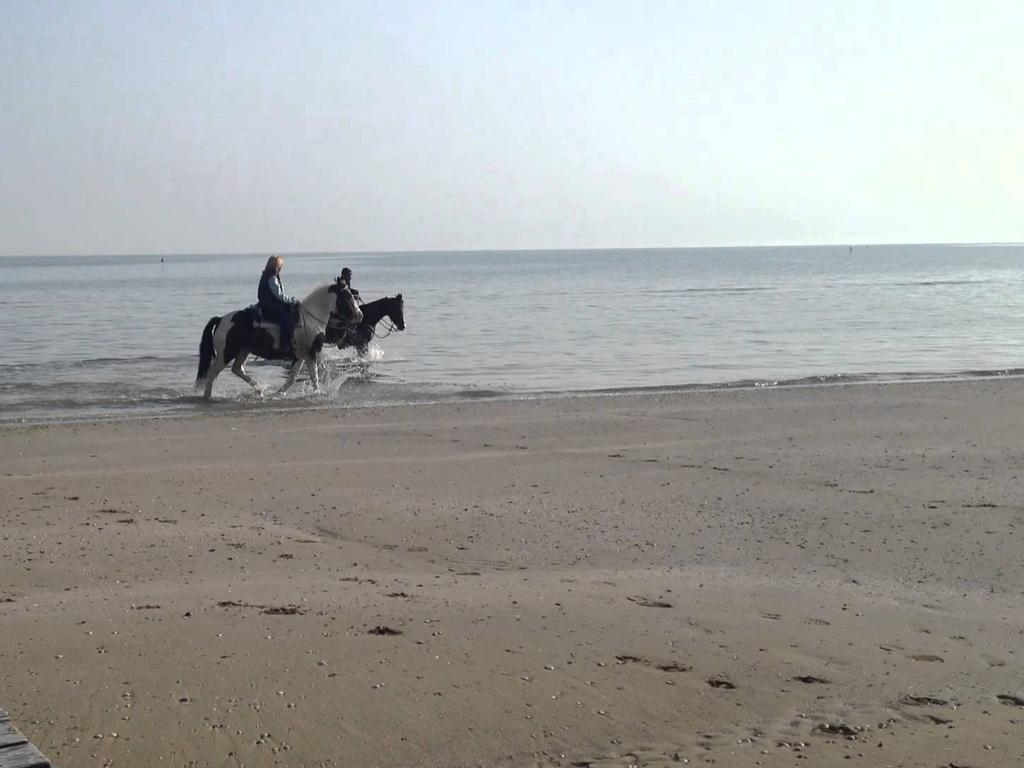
left=195, top=316, right=221, bottom=387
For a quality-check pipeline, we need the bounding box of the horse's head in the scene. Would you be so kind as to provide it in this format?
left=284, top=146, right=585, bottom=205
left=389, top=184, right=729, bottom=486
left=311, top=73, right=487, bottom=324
left=388, top=293, right=406, bottom=331
left=330, top=281, right=363, bottom=326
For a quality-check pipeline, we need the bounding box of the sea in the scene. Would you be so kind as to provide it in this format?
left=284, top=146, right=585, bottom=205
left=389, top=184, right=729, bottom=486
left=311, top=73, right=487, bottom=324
left=3, top=245, right=1023, bottom=425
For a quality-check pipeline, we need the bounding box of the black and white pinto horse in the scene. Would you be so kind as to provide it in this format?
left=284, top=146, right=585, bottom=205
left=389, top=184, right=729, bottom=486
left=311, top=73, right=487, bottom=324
left=325, top=294, right=405, bottom=356
left=195, top=283, right=362, bottom=399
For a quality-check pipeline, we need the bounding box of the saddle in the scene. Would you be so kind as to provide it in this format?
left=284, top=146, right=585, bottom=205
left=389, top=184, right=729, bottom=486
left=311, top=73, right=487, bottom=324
left=249, top=304, right=272, bottom=329
left=249, top=303, right=300, bottom=330
left=247, top=304, right=297, bottom=357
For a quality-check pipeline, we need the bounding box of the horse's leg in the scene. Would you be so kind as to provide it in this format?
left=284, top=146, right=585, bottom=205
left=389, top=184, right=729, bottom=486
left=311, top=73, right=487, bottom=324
left=230, top=352, right=263, bottom=395
left=308, top=354, right=321, bottom=390
left=276, top=358, right=303, bottom=395
left=356, top=326, right=372, bottom=357
left=202, top=361, right=226, bottom=400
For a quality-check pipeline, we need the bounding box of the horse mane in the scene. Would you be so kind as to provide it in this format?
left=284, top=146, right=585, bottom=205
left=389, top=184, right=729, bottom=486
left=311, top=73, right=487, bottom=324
left=301, top=282, right=335, bottom=304
left=356, top=294, right=402, bottom=326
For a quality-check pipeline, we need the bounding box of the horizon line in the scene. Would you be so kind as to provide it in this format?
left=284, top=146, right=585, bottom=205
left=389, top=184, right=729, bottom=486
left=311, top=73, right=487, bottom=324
left=2, top=240, right=1023, bottom=259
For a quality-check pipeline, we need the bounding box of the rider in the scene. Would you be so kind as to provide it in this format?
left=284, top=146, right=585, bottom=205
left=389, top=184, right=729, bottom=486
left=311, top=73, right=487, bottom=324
left=337, top=267, right=362, bottom=304
left=258, top=255, right=298, bottom=354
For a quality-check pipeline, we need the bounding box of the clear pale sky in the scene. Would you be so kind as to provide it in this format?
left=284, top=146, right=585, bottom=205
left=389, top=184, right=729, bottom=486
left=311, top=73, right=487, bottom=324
left=2, top=1, right=1022, bottom=256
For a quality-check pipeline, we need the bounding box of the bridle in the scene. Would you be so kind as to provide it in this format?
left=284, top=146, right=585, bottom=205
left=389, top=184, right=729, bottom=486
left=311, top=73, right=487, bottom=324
left=374, top=317, right=399, bottom=338
left=372, top=298, right=404, bottom=338
left=298, top=288, right=358, bottom=329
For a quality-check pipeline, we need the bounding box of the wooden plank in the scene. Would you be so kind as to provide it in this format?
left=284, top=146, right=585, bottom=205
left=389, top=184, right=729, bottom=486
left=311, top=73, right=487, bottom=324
left=0, top=721, right=27, bottom=749
left=0, top=741, right=49, bottom=768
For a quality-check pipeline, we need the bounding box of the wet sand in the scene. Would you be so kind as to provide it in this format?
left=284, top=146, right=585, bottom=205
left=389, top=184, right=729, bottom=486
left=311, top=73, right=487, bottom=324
left=2, top=379, right=1023, bottom=767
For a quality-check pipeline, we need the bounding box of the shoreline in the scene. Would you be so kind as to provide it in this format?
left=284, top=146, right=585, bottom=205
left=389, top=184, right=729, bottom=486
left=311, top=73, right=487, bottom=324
left=5, top=366, right=1024, bottom=429
left=3, top=379, right=1023, bottom=766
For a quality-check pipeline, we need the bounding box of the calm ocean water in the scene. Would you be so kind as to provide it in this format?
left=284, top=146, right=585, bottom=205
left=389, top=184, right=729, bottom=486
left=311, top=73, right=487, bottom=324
left=3, top=246, right=1023, bottom=424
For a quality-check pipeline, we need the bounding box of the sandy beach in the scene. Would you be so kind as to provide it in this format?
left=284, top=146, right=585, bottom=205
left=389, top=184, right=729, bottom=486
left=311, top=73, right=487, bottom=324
left=2, top=379, right=1023, bottom=768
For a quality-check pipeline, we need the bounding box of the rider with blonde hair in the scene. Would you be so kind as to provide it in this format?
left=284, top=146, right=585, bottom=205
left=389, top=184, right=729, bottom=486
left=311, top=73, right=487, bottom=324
left=258, top=255, right=297, bottom=355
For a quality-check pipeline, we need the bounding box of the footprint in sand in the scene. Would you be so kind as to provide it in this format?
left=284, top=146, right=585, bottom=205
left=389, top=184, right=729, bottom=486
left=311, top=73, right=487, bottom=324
left=814, top=722, right=860, bottom=737
left=263, top=605, right=305, bottom=615
left=615, top=655, right=645, bottom=665
left=615, top=655, right=690, bottom=673
left=899, top=695, right=949, bottom=707
left=627, top=596, right=673, bottom=608
left=707, top=677, right=736, bottom=690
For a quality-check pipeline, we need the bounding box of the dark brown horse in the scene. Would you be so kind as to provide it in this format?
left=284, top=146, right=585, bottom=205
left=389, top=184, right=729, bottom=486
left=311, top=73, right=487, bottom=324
left=325, top=294, right=405, bottom=356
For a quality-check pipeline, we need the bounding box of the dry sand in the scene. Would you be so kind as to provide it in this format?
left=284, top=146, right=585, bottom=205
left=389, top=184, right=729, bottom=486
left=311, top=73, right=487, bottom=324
left=2, top=379, right=1023, bottom=767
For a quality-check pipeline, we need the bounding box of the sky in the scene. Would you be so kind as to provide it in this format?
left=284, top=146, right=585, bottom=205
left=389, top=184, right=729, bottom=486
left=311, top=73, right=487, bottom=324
left=1, top=1, right=1023, bottom=256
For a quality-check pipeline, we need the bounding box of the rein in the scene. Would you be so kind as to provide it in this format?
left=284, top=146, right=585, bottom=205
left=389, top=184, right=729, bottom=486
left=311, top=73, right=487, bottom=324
left=297, top=302, right=333, bottom=328
left=374, top=318, right=398, bottom=338
left=358, top=298, right=401, bottom=339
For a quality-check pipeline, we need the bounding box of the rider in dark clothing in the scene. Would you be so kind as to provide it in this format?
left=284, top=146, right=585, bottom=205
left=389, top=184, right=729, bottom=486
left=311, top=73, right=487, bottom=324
left=258, top=255, right=297, bottom=354
left=337, top=267, right=361, bottom=303
left=331, top=267, right=363, bottom=347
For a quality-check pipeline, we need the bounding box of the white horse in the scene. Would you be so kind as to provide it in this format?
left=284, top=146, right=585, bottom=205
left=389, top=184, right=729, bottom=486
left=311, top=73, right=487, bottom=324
left=195, top=282, right=362, bottom=400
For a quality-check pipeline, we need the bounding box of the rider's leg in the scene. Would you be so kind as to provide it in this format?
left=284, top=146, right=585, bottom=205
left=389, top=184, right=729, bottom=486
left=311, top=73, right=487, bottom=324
left=279, top=309, right=295, bottom=355
left=264, top=303, right=293, bottom=355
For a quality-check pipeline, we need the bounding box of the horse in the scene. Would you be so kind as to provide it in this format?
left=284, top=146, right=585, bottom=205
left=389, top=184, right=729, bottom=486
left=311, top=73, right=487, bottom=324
left=195, top=283, right=362, bottom=399
left=325, top=294, right=405, bottom=356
